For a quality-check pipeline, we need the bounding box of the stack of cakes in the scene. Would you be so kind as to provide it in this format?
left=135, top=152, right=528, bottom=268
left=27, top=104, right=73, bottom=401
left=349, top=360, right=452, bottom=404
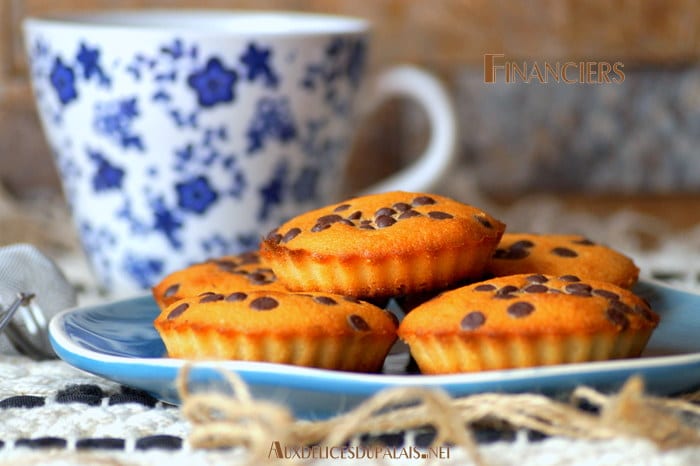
left=153, top=191, right=659, bottom=374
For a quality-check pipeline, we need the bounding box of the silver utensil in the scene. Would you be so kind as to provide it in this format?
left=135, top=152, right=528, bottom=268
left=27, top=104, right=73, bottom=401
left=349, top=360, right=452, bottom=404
left=0, top=244, right=78, bottom=360
left=0, top=292, right=55, bottom=360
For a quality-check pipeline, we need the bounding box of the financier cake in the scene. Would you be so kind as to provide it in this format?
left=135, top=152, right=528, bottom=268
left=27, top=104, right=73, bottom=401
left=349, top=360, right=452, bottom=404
left=398, top=274, right=659, bottom=374
left=260, top=191, right=505, bottom=298
left=151, top=251, right=285, bottom=310
left=486, top=233, right=639, bottom=288
left=154, top=289, right=398, bottom=371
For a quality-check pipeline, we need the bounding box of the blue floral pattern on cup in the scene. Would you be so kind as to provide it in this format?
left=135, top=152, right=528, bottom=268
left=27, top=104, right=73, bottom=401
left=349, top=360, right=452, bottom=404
left=25, top=26, right=367, bottom=293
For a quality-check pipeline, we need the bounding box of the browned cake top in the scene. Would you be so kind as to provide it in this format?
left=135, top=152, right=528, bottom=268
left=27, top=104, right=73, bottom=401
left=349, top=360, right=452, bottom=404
left=399, top=274, right=659, bottom=338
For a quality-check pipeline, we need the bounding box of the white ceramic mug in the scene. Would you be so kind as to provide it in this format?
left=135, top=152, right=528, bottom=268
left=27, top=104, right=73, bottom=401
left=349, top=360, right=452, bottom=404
left=23, top=10, right=457, bottom=295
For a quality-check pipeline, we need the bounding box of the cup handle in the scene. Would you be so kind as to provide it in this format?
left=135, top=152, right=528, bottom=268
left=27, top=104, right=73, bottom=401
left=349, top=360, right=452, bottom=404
left=358, top=65, right=458, bottom=195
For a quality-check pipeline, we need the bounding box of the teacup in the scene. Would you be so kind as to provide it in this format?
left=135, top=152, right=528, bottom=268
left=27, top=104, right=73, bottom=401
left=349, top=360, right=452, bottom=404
left=23, top=10, right=457, bottom=296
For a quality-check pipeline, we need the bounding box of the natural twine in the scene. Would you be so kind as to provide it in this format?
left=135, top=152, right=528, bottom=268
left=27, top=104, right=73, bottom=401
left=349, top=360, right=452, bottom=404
left=177, top=367, right=700, bottom=464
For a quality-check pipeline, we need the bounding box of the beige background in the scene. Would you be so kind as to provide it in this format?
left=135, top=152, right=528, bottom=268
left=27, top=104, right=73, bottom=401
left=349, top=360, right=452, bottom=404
left=2, top=0, right=699, bottom=197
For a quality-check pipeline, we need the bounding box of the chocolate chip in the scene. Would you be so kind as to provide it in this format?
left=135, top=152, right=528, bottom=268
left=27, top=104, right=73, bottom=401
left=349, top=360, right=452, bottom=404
left=163, top=284, right=180, bottom=298
left=348, top=314, right=370, bottom=331
left=281, top=227, right=301, bottom=243
left=593, top=289, right=620, bottom=301
left=559, top=275, right=581, bottom=282
left=606, top=307, right=629, bottom=330
left=428, top=211, right=453, bottom=220
left=552, top=247, right=578, bottom=257
left=412, top=196, right=436, bottom=206
left=572, top=237, right=595, bottom=246
left=633, top=304, right=656, bottom=322
left=511, top=241, right=534, bottom=250
left=564, top=283, right=592, bottom=296
left=312, top=214, right=345, bottom=232
left=247, top=272, right=272, bottom=285
left=526, top=274, right=549, bottom=284
left=495, top=285, right=519, bottom=299
left=359, top=225, right=375, bottom=230
left=507, top=301, right=535, bottom=318
left=226, top=292, right=247, bottom=302
left=199, top=293, right=224, bottom=303
left=398, top=210, right=422, bottom=220
left=250, top=297, right=279, bottom=311
left=523, top=284, right=548, bottom=293
left=167, top=303, right=189, bottom=320
left=338, top=219, right=355, bottom=227
left=333, top=204, right=351, bottom=212
left=375, top=215, right=397, bottom=228
left=265, top=229, right=282, bottom=244
left=474, top=284, right=497, bottom=292
left=343, top=296, right=362, bottom=304
left=392, top=202, right=412, bottom=212
left=375, top=207, right=397, bottom=217
left=347, top=211, right=362, bottom=220
left=473, top=214, right=493, bottom=229
left=609, top=299, right=634, bottom=315
left=311, top=223, right=331, bottom=232
left=460, top=311, right=486, bottom=330
left=493, top=247, right=529, bottom=260
left=313, top=296, right=337, bottom=305
left=317, top=214, right=344, bottom=225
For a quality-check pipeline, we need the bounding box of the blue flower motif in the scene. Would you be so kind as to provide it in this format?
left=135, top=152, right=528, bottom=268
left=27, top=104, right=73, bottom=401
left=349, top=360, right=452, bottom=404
left=187, top=57, right=238, bottom=107
left=201, top=232, right=259, bottom=256
left=122, top=253, right=164, bottom=289
left=88, top=149, right=124, bottom=192
left=246, top=97, right=297, bottom=154
left=93, top=97, right=145, bottom=151
left=76, top=42, right=111, bottom=87
left=292, top=166, right=320, bottom=203
left=76, top=43, right=99, bottom=79
left=49, top=57, right=78, bottom=105
left=346, top=40, right=367, bottom=88
left=258, top=161, right=288, bottom=221
left=176, top=175, right=219, bottom=214
left=152, top=197, right=183, bottom=249
left=240, top=43, right=278, bottom=88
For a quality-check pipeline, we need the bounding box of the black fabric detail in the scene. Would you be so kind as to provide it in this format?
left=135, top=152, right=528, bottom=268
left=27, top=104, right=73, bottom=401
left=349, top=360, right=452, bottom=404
left=76, top=437, right=126, bottom=450
left=413, top=429, right=436, bottom=448
left=56, top=384, right=104, bottom=406
left=364, top=431, right=406, bottom=447
left=526, top=429, right=548, bottom=442
left=135, top=435, right=183, bottom=450
left=472, top=425, right=517, bottom=443
left=0, top=395, right=45, bottom=409
left=108, top=386, right=158, bottom=407
left=15, top=437, right=67, bottom=449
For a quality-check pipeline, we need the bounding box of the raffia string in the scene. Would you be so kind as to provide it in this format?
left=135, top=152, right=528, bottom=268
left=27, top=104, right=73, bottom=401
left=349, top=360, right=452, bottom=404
left=177, top=367, right=700, bottom=465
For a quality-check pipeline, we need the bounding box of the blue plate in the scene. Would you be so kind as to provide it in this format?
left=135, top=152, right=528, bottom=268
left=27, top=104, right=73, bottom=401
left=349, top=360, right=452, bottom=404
left=49, top=279, right=700, bottom=419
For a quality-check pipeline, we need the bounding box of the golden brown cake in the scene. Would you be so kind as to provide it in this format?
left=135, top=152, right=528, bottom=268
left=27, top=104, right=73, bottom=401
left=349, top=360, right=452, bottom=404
left=486, top=233, right=640, bottom=288
left=154, top=289, right=398, bottom=371
left=151, top=251, right=286, bottom=310
left=260, top=191, right=505, bottom=298
left=398, top=274, right=659, bottom=374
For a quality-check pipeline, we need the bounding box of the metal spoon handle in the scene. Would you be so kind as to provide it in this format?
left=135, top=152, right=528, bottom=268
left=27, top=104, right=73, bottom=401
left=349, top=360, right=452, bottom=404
left=0, top=292, right=34, bottom=332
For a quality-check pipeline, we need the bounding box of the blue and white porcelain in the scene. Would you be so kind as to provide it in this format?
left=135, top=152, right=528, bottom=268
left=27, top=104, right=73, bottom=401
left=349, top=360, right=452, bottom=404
left=49, top=279, right=700, bottom=419
left=24, top=10, right=456, bottom=295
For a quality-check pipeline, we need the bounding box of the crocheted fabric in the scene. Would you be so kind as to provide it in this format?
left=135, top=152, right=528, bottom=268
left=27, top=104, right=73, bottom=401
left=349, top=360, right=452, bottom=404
left=0, top=355, right=699, bottom=466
